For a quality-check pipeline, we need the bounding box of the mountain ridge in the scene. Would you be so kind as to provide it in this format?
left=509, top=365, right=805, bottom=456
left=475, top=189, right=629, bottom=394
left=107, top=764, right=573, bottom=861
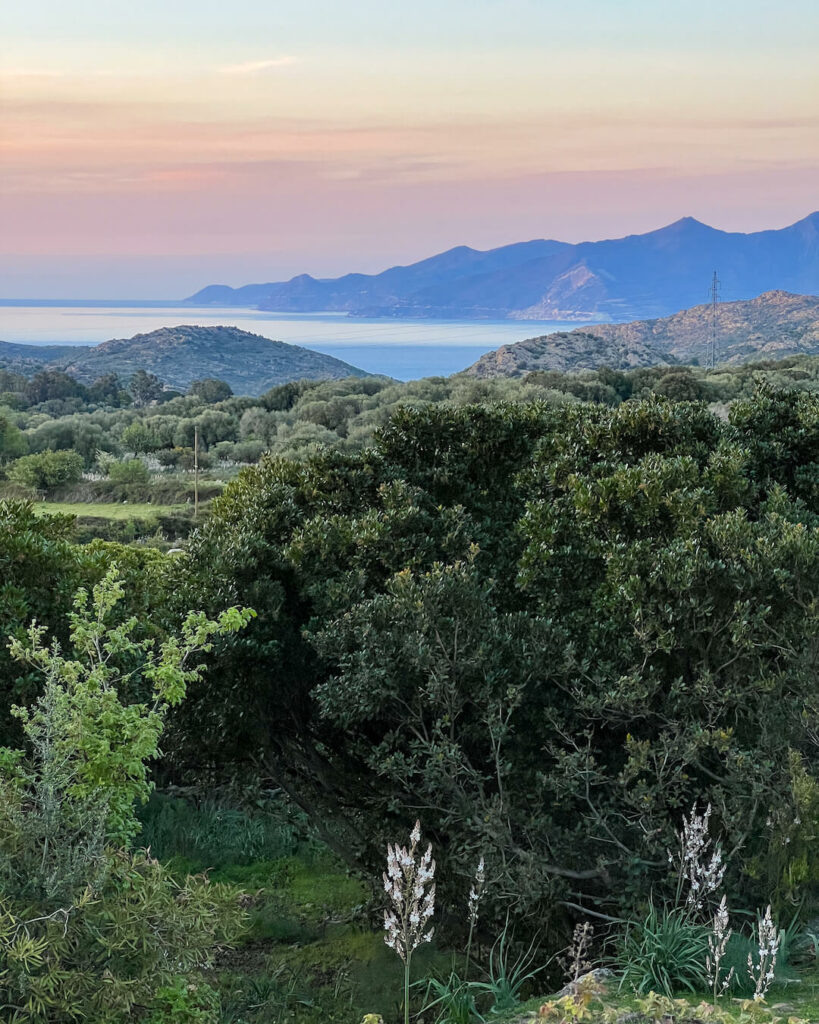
left=187, top=213, right=819, bottom=322
left=462, top=290, right=819, bottom=378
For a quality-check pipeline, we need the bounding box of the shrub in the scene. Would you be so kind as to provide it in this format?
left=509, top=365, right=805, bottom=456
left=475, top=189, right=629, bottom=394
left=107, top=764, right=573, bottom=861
left=107, top=457, right=151, bottom=485
left=0, top=412, right=27, bottom=461
left=144, top=978, right=221, bottom=1024
left=171, top=389, right=819, bottom=943
left=7, top=449, right=84, bottom=490
left=0, top=569, right=254, bottom=1021
left=617, top=905, right=710, bottom=995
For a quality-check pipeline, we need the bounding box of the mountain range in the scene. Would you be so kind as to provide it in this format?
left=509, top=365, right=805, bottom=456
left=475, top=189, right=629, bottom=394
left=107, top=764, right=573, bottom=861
left=188, top=213, right=819, bottom=322
left=462, top=290, right=819, bottom=377
left=0, top=326, right=368, bottom=395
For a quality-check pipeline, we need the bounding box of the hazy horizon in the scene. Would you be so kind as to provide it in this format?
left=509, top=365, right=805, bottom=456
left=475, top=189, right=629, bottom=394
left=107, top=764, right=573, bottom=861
left=3, top=0, right=819, bottom=298
left=3, top=210, right=819, bottom=303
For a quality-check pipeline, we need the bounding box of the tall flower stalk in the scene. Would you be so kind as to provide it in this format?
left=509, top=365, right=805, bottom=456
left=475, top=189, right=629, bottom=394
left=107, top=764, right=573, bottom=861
left=383, top=821, right=436, bottom=1024
left=706, top=895, right=735, bottom=1003
left=671, top=802, right=725, bottom=915
left=747, top=905, right=780, bottom=1002
left=560, top=922, right=594, bottom=985
left=464, top=855, right=486, bottom=980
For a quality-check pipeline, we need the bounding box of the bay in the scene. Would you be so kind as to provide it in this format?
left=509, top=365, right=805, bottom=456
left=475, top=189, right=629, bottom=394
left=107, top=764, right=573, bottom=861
left=0, top=303, right=578, bottom=381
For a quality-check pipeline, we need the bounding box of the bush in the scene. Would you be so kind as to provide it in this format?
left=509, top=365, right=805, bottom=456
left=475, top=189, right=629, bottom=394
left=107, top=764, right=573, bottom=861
left=107, top=458, right=151, bottom=485
left=617, top=905, right=710, bottom=995
left=172, top=389, right=819, bottom=942
left=0, top=570, right=254, bottom=1021
left=7, top=449, right=84, bottom=490
left=0, top=412, right=27, bottom=461
left=144, top=978, right=221, bottom=1024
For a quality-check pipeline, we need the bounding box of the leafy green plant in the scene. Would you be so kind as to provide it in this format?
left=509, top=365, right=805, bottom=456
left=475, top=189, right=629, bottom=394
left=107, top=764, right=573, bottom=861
left=472, top=927, right=542, bottom=1014
left=107, top=457, right=151, bottom=485
left=7, top=448, right=84, bottom=490
left=421, top=971, right=484, bottom=1024
left=617, top=904, right=710, bottom=995
left=0, top=568, right=254, bottom=1022
left=145, top=978, right=221, bottom=1024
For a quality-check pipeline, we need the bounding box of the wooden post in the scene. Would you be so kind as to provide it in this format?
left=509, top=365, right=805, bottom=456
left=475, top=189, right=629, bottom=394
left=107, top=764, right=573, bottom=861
left=194, top=424, right=199, bottom=518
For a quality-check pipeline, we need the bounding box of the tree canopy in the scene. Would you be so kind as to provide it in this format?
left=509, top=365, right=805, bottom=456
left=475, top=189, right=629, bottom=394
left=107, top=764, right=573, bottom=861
left=171, top=385, right=819, bottom=932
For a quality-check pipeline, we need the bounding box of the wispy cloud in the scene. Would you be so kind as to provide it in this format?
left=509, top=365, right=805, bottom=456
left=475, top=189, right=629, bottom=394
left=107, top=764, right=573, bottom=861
left=217, top=56, right=299, bottom=75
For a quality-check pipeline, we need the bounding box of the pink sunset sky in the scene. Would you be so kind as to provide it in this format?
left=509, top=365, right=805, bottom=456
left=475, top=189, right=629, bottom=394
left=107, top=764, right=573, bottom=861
left=2, top=0, right=819, bottom=297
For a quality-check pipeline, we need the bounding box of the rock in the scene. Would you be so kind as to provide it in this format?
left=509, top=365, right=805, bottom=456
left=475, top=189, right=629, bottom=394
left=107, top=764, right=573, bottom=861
left=555, top=968, right=614, bottom=998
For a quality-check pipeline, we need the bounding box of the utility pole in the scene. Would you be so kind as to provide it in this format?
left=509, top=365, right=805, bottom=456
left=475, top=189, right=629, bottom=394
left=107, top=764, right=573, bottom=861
left=194, top=424, right=199, bottom=518
left=706, top=271, right=720, bottom=370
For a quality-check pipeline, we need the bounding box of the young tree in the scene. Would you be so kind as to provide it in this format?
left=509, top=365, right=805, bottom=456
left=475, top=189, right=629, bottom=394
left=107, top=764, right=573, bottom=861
left=129, top=369, right=164, bottom=407
left=0, top=568, right=254, bottom=1021
left=0, top=412, right=27, bottom=461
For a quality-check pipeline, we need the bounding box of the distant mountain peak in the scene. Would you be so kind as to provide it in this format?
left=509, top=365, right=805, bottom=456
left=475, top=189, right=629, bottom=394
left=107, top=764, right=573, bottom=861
left=656, top=216, right=715, bottom=235
left=670, top=215, right=708, bottom=227
left=186, top=211, right=819, bottom=322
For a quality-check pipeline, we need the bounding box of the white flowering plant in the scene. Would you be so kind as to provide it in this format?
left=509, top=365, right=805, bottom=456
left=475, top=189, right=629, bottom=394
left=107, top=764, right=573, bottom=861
left=383, top=820, right=436, bottom=1024
left=706, top=894, right=735, bottom=1003
left=747, top=905, right=780, bottom=1002
left=465, top=855, right=486, bottom=979
left=670, top=802, right=726, bottom=917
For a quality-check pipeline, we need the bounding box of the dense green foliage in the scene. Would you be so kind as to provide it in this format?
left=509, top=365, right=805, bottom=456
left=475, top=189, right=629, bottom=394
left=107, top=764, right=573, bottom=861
left=0, top=501, right=89, bottom=730
left=0, top=570, right=253, bottom=1021
left=617, top=907, right=710, bottom=996
left=0, top=500, right=177, bottom=742
left=6, top=355, right=819, bottom=487
left=7, top=449, right=84, bottom=490
left=170, top=383, right=819, bottom=941
left=7, top=355, right=819, bottom=1016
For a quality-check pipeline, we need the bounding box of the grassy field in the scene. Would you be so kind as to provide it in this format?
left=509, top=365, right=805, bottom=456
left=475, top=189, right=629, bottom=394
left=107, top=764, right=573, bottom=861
left=32, top=501, right=191, bottom=520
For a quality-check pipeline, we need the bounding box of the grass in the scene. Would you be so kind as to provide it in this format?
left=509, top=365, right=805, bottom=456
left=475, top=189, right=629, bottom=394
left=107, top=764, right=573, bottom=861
left=136, top=791, right=451, bottom=1024
left=135, top=793, right=819, bottom=1024
left=33, top=501, right=191, bottom=520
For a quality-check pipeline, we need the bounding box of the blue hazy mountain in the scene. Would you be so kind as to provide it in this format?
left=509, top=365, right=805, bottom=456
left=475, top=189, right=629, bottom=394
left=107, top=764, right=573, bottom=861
left=188, top=213, right=819, bottom=322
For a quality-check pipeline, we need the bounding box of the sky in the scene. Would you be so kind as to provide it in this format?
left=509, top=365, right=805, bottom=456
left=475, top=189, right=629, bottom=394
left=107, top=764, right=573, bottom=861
left=2, top=0, right=819, bottom=298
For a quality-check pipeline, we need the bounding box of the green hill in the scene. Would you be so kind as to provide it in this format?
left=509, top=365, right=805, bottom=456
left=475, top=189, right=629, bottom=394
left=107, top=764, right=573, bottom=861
left=0, top=325, right=369, bottom=395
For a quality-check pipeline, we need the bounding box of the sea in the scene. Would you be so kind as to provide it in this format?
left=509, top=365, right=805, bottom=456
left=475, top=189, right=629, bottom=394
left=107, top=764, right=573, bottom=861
left=0, top=301, right=578, bottom=382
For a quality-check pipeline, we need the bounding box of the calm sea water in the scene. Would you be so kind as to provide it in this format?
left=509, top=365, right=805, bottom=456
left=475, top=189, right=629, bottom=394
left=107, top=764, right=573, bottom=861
left=0, top=303, right=577, bottom=381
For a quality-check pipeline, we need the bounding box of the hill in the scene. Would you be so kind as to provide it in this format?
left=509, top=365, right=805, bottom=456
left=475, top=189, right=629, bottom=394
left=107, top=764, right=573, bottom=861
left=0, top=327, right=369, bottom=395
left=0, top=340, right=89, bottom=374
left=462, top=290, right=819, bottom=378
left=462, top=330, right=675, bottom=378
left=188, top=212, right=819, bottom=321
